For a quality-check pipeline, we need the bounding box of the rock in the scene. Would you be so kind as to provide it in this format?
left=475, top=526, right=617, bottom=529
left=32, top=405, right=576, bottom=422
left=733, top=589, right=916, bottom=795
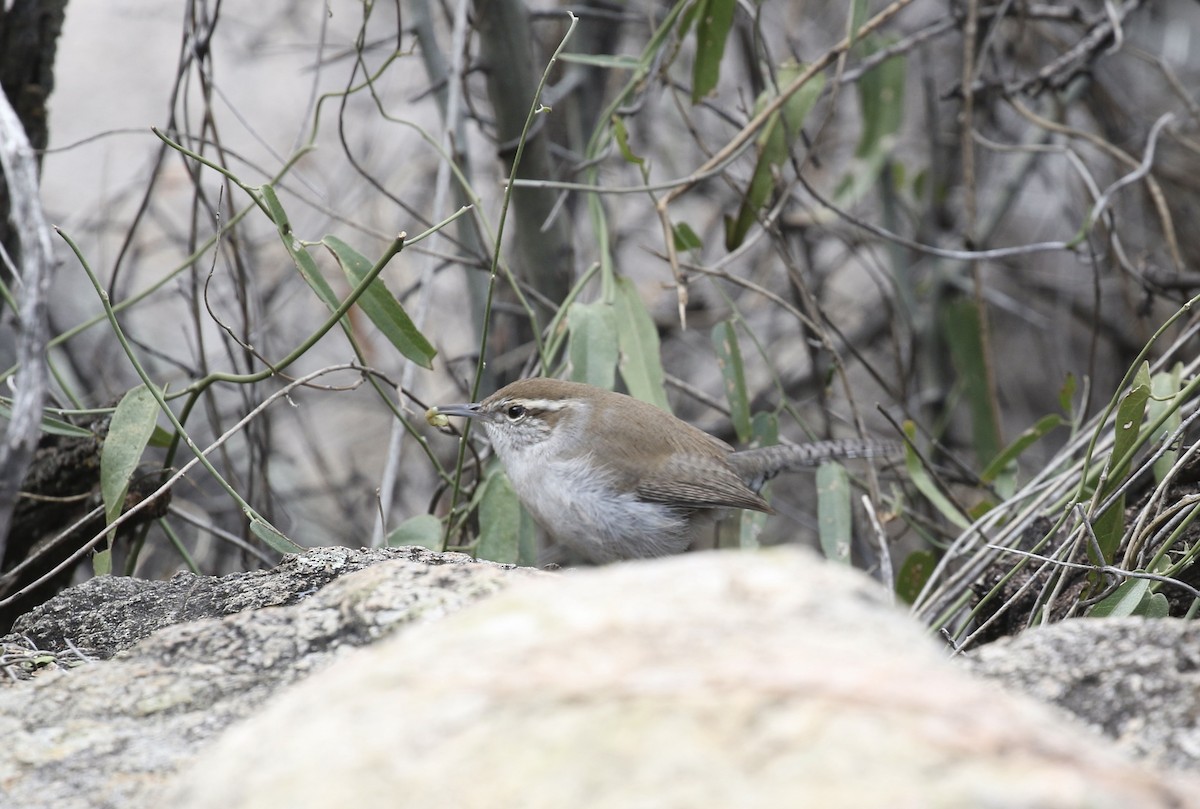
left=4, top=545, right=491, bottom=661
left=966, top=617, right=1200, bottom=771
left=0, top=547, right=535, bottom=809
left=166, top=549, right=1199, bottom=809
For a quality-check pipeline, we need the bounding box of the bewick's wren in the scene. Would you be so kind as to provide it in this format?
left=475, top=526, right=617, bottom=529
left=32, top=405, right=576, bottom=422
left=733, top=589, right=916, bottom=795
left=434, top=378, right=895, bottom=564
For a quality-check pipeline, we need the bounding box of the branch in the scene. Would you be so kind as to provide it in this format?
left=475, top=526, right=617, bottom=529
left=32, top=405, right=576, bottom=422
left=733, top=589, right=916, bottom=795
left=0, top=85, right=53, bottom=563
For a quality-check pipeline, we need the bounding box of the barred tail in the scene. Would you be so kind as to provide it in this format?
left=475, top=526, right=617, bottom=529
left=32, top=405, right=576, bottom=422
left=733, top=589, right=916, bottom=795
left=729, top=438, right=901, bottom=489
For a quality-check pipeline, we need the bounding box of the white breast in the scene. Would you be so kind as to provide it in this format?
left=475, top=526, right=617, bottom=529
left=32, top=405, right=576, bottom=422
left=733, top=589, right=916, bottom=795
left=484, top=422, right=690, bottom=564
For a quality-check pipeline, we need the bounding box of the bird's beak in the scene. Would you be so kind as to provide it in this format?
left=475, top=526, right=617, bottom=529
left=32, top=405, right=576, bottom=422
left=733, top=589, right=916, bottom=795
left=426, top=401, right=482, bottom=430
left=431, top=402, right=482, bottom=420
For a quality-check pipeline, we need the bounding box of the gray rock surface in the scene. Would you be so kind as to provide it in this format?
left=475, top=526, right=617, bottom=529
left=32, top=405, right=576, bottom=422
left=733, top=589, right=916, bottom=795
left=966, top=616, right=1200, bottom=771
left=167, top=549, right=1200, bottom=809
left=4, top=545, right=484, bottom=661
left=0, top=546, right=535, bottom=809
left=4, top=544, right=1197, bottom=809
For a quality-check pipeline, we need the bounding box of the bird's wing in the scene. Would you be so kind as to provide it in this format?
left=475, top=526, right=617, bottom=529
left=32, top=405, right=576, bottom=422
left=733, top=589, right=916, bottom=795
left=635, top=454, right=772, bottom=513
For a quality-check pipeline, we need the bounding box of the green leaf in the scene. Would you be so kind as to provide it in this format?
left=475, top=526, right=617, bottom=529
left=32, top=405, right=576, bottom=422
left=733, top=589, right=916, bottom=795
left=263, top=185, right=343, bottom=313
left=749, top=411, right=779, bottom=448
left=691, top=0, right=736, bottom=102
left=100, top=385, right=160, bottom=525
left=736, top=508, right=768, bottom=551
left=517, top=529, right=539, bottom=567
left=249, top=516, right=303, bottom=555
left=834, top=35, right=906, bottom=206
left=386, top=513, right=444, bottom=550
left=1089, top=578, right=1150, bottom=617
left=147, top=424, right=176, bottom=448
left=1092, top=369, right=1151, bottom=563
left=911, top=166, right=927, bottom=202
left=567, top=302, right=619, bottom=390
left=942, top=297, right=1001, bottom=465
left=476, top=471, right=530, bottom=565
left=613, top=276, right=669, bottom=411
left=1142, top=592, right=1170, bottom=618
left=1131, top=360, right=1152, bottom=395
left=611, top=115, right=645, bottom=167
left=92, top=547, right=112, bottom=577
left=855, top=36, right=905, bottom=160
left=817, top=462, right=852, bottom=564
left=979, top=413, right=1064, bottom=487
left=711, top=321, right=751, bottom=443
left=847, top=0, right=869, bottom=49
left=260, top=183, right=291, bottom=231
left=0, top=402, right=96, bottom=439
left=895, top=549, right=937, bottom=604
left=738, top=412, right=778, bottom=549
left=903, top=421, right=969, bottom=529
left=324, top=236, right=436, bottom=369
left=726, top=63, right=825, bottom=249
left=1059, top=373, right=1078, bottom=419
left=1149, top=362, right=1183, bottom=483
left=44, top=417, right=97, bottom=439
left=672, top=222, right=703, bottom=252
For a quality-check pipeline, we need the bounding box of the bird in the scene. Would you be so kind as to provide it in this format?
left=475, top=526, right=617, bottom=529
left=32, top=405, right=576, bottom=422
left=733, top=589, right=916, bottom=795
left=432, top=378, right=896, bottom=564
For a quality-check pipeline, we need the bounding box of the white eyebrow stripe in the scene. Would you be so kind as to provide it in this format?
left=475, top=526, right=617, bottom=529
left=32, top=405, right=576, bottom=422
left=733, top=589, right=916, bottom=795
left=508, top=398, right=571, bottom=411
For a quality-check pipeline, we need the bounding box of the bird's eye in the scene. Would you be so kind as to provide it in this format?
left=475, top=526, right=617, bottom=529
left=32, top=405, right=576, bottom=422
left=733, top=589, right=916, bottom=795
left=505, top=404, right=527, bottom=421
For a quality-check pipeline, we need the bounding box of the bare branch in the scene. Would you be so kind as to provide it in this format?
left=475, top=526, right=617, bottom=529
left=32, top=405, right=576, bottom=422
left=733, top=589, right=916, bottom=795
left=0, top=86, right=54, bottom=562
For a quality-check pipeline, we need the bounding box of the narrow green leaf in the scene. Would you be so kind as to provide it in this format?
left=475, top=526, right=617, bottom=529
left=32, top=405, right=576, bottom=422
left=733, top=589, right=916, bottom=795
left=817, top=462, right=852, bottom=564
left=738, top=412, right=778, bottom=549
left=834, top=36, right=906, bottom=206
left=726, top=63, right=825, bottom=249
left=979, top=414, right=1064, bottom=485
left=92, top=547, right=112, bottom=577
left=678, top=0, right=701, bottom=36
left=476, top=471, right=523, bottom=564
left=942, top=297, right=1001, bottom=464
left=1149, top=362, right=1183, bottom=483
left=100, top=385, right=160, bottom=525
left=1058, top=373, right=1078, bottom=419
left=324, top=236, right=436, bottom=369
left=672, top=222, right=703, bottom=252
left=855, top=36, right=905, bottom=159
left=386, top=513, right=444, bottom=550
left=1092, top=372, right=1151, bottom=563
left=40, top=417, right=96, bottom=439
left=1089, top=578, right=1150, bottom=617
left=736, top=509, right=768, bottom=551
left=249, top=517, right=303, bottom=555
left=611, top=115, right=645, bottom=167
left=691, top=0, right=736, bottom=102
left=259, top=183, right=291, bottom=230
left=903, top=421, right=970, bottom=529
left=711, top=321, right=751, bottom=443
left=567, top=302, right=619, bottom=390
left=613, top=276, right=669, bottom=410
left=0, top=402, right=95, bottom=439
left=147, top=425, right=176, bottom=449
left=895, top=549, right=937, bottom=604
left=263, top=184, right=342, bottom=312
left=847, top=0, right=869, bottom=49
left=911, top=166, right=928, bottom=202
left=1132, top=360, right=1152, bottom=392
